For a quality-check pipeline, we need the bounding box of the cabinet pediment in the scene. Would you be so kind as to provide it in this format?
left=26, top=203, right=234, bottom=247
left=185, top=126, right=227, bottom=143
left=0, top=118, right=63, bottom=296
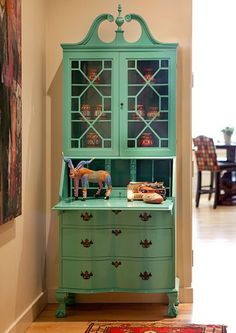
left=61, top=5, right=178, bottom=50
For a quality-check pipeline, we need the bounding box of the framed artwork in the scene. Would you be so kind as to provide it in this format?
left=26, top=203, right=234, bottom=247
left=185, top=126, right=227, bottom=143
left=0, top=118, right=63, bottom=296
left=0, top=0, right=22, bottom=224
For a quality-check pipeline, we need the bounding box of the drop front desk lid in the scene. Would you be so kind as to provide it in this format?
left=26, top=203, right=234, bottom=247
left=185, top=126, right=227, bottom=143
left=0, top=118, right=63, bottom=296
left=53, top=197, right=174, bottom=211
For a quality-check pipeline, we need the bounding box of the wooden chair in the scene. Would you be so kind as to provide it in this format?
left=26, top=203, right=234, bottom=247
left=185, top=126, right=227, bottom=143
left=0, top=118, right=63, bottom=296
left=193, top=135, right=236, bottom=208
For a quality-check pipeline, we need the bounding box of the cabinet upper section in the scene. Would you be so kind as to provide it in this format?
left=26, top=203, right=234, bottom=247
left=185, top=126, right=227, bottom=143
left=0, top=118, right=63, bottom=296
left=61, top=5, right=178, bottom=157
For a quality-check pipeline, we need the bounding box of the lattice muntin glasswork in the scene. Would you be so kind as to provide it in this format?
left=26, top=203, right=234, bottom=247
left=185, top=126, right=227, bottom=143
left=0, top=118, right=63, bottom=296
left=70, top=60, right=112, bottom=149
left=127, top=59, right=169, bottom=148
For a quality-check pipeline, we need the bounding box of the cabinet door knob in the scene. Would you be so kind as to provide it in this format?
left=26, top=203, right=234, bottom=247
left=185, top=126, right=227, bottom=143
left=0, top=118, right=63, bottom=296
left=81, top=239, right=93, bottom=248
left=120, top=102, right=124, bottom=109
left=81, top=271, right=93, bottom=279
left=81, top=212, right=93, bottom=221
left=112, top=229, right=122, bottom=236
left=139, top=271, right=152, bottom=280
left=112, top=261, right=122, bottom=268
left=140, top=239, right=152, bottom=248
left=139, top=212, right=152, bottom=222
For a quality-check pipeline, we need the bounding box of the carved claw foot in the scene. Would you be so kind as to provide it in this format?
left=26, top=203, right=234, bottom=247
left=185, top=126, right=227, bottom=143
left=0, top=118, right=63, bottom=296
left=167, top=291, right=178, bottom=317
left=167, top=303, right=178, bottom=317
left=55, top=291, right=67, bottom=318
left=56, top=308, right=66, bottom=318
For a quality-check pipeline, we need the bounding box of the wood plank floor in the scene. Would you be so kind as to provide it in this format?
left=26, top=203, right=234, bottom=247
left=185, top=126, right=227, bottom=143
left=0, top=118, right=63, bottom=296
left=27, top=197, right=236, bottom=333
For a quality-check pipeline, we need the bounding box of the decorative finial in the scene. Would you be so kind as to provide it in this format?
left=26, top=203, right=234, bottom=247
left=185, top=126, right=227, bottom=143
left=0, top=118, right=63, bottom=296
left=115, top=4, right=124, bottom=31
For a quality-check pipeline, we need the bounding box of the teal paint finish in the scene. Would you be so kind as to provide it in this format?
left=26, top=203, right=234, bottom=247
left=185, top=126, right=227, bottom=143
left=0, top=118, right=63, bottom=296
left=55, top=6, right=179, bottom=318
left=61, top=5, right=178, bottom=158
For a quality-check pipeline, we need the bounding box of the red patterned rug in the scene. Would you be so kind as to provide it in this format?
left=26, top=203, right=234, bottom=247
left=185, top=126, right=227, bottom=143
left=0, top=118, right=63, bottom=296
left=85, top=322, right=227, bottom=333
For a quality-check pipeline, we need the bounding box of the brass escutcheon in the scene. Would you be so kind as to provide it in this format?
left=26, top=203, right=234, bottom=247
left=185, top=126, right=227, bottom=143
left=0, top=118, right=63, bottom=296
left=139, top=271, right=152, bottom=280
left=140, top=239, right=152, bottom=248
left=112, top=261, right=122, bottom=268
left=81, top=239, right=93, bottom=248
left=139, top=212, right=152, bottom=222
left=81, top=271, right=93, bottom=279
left=81, top=212, right=93, bottom=221
left=112, top=229, right=122, bottom=236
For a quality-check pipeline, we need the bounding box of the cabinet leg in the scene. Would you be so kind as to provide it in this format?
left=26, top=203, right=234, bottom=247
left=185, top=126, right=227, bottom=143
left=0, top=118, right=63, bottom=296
left=167, top=291, right=178, bottom=317
left=55, top=291, right=67, bottom=318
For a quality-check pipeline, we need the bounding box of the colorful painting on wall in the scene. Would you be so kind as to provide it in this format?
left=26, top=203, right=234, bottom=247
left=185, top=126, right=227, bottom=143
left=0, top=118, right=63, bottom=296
left=0, top=0, right=22, bottom=224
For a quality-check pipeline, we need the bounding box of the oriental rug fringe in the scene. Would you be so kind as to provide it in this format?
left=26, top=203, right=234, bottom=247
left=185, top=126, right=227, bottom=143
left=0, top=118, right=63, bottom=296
left=85, top=322, right=227, bottom=333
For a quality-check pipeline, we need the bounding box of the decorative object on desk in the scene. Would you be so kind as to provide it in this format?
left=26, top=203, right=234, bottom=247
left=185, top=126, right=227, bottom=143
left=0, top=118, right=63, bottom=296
left=85, top=322, right=227, bottom=333
left=63, top=154, right=112, bottom=200
left=139, top=132, right=154, bottom=147
left=143, top=192, right=163, bottom=204
left=127, top=185, right=135, bottom=201
left=147, top=106, right=160, bottom=119
left=127, top=181, right=166, bottom=201
left=86, top=132, right=101, bottom=147
left=221, top=126, right=234, bottom=145
left=81, top=104, right=91, bottom=119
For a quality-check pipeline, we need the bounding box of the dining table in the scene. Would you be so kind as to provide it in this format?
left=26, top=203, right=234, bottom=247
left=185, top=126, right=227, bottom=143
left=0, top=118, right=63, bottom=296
left=215, top=142, right=236, bottom=162
left=215, top=142, right=236, bottom=205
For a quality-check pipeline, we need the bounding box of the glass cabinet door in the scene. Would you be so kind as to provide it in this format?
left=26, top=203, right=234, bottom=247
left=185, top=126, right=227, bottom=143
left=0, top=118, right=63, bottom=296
left=119, top=52, right=176, bottom=157
left=63, top=54, right=119, bottom=156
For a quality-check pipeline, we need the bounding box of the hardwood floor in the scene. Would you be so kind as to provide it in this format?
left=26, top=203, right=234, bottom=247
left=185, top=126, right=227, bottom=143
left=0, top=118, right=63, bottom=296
left=27, top=197, right=236, bottom=333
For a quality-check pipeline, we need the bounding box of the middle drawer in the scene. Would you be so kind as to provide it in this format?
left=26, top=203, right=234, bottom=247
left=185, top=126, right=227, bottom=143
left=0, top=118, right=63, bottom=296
left=61, top=227, right=173, bottom=258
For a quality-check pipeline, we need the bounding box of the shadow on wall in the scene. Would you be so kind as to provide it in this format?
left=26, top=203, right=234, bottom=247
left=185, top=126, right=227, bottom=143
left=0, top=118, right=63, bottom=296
left=46, top=63, right=63, bottom=296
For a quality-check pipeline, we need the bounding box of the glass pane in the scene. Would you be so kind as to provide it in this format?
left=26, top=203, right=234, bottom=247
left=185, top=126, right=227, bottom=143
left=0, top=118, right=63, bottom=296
left=104, top=61, right=112, bottom=68
left=126, top=58, right=169, bottom=149
left=69, top=59, right=113, bottom=150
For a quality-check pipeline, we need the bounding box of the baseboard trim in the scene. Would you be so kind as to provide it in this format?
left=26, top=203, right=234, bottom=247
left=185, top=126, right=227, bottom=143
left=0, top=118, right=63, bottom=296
left=48, top=287, right=193, bottom=304
left=5, top=291, right=47, bottom=333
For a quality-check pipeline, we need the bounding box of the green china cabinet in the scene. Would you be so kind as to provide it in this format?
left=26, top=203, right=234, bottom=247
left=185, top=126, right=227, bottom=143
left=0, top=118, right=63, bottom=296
left=54, top=5, right=179, bottom=318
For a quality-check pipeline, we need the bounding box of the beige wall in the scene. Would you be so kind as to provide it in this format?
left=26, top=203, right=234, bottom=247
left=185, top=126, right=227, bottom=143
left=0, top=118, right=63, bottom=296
left=0, top=0, right=46, bottom=332
left=0, top=1, right=192, bottom=331
left=46, top=0, right=193, bottom=303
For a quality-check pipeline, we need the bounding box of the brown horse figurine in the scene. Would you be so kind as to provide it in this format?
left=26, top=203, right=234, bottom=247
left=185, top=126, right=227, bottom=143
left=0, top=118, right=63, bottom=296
left=63, top=155, right=112, bottom=200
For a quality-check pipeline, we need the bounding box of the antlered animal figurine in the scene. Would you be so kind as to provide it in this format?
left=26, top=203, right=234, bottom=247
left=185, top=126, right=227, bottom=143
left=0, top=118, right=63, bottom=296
left=63, top=155, right=112, bottom=201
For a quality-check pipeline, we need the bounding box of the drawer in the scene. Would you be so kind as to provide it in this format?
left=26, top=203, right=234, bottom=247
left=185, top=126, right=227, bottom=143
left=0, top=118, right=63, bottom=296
left=61, top=259, right=115, bottom=290
left=61, top=227, right=172, bottom=258
left=62, top=210, right=114, bottom=226
left=115, top=210, right=173, bottom=227
left=115, top=258, right=175, bottom=290
left=61, top=258, right=174, bottom=291
left=61, top=210, right=173, bottom=228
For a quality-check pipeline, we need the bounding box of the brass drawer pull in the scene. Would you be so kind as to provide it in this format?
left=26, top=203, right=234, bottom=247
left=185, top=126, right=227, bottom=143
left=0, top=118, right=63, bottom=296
left=139, top=212, right=152, bottom=222
left=112, top=229, right=122, bottom=236
left=139, top=271, right=152, bottom=280
left=81, top=212, right=93, bottom=221
left=81, top=239, right=93, bottom=248
left=112, top=261, right=122, bottom=268
left=81, top=271, right=93, bottom=279
left=140, top=239, right=152, bottom=248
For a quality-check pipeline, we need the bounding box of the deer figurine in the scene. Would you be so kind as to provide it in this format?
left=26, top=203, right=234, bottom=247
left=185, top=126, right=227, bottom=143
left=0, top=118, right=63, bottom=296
left=63, top=155, right=112, bottom=201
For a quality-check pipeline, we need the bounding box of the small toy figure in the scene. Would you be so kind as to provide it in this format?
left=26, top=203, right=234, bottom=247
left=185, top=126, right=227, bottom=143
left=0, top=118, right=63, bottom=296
left=63, top=155, right=112, bottom=201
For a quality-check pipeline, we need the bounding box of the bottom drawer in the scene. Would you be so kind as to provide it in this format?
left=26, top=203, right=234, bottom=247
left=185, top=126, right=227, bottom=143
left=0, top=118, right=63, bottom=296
left=115, top=258, right=174, bottom=290
left=61, top=259, right=115, bottom=290
left=61, top=258, right=174, bottom=291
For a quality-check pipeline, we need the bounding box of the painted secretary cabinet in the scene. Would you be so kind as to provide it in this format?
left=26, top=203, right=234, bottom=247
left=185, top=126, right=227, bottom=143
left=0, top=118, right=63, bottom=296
left=54, top=5, right=179, bottom=318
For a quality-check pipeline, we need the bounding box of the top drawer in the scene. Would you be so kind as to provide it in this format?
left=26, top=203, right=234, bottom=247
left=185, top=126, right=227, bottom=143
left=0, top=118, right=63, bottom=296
left=61, top=210, right=173, bottom=228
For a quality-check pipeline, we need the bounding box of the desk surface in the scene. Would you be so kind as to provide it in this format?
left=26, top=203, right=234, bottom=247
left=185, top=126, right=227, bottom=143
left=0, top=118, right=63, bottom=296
left=216, top=143, right=236, bottom=162
left=216, top=143, right=236, bottom=148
